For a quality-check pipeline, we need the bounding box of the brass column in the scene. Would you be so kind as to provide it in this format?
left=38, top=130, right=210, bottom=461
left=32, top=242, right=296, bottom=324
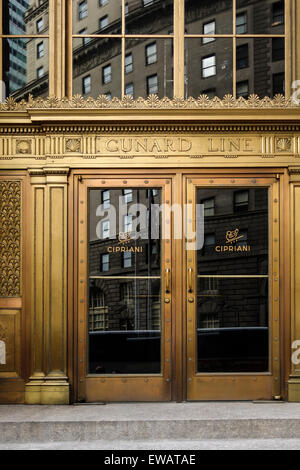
left=288, top=168, right=300, bottom=401
left=25, top=168, right=69, bottom=405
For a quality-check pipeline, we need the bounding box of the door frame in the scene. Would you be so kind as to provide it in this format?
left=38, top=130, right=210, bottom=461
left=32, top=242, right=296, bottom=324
left=73, top=170, right=177, bottom=402
left=69, top=168, right=290, bottom=403
left=185, top=174, right=280, bottom=400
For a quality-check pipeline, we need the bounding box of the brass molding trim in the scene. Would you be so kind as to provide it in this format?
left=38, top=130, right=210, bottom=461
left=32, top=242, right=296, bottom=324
left=1, top=124, right=300, bottom=135
left=0, top=94, right=300, bottom=112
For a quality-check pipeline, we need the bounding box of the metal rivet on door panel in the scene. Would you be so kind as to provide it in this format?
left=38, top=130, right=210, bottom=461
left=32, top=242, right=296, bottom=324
left=188, top=378, right=192, bottom=382
left=102, top=181, right=106, bottom=184
left=166, top=378, right=170, bottom=382
left=122, top=379, right=127, bottom=383
left=274, top=199, right=278, bottom=203
left=101, top=379, right=105, bottom=383
left=209, top=180, right=214, bottom=184
left=166, top=180, right=170, bottom=184
left=145, top=181, right=149, bottom=184
left=80, top=220, right=84, bottom=224
left=231, top=180, right=236, bottom=183
left=80, top=300, right=84, bottom=303
left=144, top=379, right=149, bottom=383
left=123, top=181, right=127, bottom=184
left=274, top=219, right=278, bottom=223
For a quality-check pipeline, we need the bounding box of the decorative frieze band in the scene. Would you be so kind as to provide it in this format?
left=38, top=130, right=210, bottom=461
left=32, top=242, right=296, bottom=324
left=0, top=134, right=299, bottom=161
left=0, top=94, right=299, bottom=111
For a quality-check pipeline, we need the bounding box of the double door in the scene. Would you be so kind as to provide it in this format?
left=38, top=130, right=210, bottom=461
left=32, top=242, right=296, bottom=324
left=76, top=172, right=281, bottom=402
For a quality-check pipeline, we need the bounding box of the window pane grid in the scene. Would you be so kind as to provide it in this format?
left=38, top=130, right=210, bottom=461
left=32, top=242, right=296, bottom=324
left=184, top=0, right=287, bottom=99
left=1, top=0, right=289, bottom=100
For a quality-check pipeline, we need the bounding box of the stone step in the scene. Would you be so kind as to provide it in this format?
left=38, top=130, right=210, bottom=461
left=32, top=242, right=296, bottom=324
left=1, top=439, right=300, bottom=450
left=0, top=403, right=300, bottom=444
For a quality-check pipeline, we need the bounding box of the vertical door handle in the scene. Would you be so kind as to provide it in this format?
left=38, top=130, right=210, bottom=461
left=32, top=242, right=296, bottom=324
left=188, top=267, right=193, bottom=293
left=165, top=268, right=171, bottom=293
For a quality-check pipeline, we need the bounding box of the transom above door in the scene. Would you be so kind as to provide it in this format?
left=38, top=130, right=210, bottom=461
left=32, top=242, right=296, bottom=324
left=75, top=172, right=281, bottom=402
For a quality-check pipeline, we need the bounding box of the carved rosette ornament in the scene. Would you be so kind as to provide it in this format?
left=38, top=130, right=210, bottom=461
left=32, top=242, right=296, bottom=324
left=0, top=181, right=21, bottom=297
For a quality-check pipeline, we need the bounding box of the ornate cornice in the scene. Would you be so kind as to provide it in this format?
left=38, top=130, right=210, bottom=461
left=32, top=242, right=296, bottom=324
left=1, top=94, right=300, bottom=111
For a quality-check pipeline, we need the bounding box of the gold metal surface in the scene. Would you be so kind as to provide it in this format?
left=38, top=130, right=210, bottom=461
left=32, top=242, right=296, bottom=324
left=25, top=168, right=69, bottom=405
left=186, top=175, right=282, bottom=401
left=77, top=175, right=172, bottom=403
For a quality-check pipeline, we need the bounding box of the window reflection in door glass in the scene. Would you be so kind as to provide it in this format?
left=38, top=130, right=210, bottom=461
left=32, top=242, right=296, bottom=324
left=196, top=187, right=269, bottom=373
left=88, top=188, right=162, bottom=375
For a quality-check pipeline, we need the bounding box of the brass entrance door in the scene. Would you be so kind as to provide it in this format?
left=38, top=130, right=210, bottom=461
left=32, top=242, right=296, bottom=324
left=185, top=176, right=281, bottom=401
left=77, top=176, right=172, bottom=402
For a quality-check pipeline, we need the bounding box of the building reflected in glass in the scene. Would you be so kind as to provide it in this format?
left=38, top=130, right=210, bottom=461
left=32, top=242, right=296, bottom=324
left=2, top=0, right=285, bottom=100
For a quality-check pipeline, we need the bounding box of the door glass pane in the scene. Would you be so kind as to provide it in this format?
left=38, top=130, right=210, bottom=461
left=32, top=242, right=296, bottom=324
left=88, top=188, right=162, bottom=374
left=196, top=187, right=269, bottom=373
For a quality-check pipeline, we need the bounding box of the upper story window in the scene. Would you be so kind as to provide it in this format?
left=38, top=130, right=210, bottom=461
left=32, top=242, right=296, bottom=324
left=0, top=1, right=290, bottom=102
left=202, top=198, right=215, bottom=217
left=234, top=190, right=249, bottom=212
left=99, top=15, right=109, bottom=30
left=147, top=74, right=158, bottom=94
left=79, top=1, right=88, bottom=20
left=83, top=75, right=91, bottom=94
left=272, top=1, right=285, bottom=26
left=37, top=42, right=44, bottom=59
left=37, top=66, right=44, bottom=79
left=125, top=53, right=133, bottom=74
left=236, top=12, right=247, bottom=34
left=146, top=43, right=157, bottom=65
left=101, top=190, right=110, bottom=210
left=102, top=64, right=112, bottom=84
left=123, top=189, right=133, bottom=204
left=202, top=21, right=215, bottom=44
left=272, top=37, right=285, bottom=61
left=236, top=44, right=249, bottom=69
left=202, top=55, right=216, bottom=78
left=36, top=18, right=44, bottom=33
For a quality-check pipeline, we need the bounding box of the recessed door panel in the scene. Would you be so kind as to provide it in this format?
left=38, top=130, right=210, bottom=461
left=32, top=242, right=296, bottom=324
left=77, top=178, right=172, bottom=402
left=186, top=177, right=280, bottom=401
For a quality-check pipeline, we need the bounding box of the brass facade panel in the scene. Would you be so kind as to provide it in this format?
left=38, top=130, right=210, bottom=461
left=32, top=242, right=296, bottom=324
left=186, top=176, right=281, bottom=401
left=0, top=181, right=21, bottom=297
left=0, top=310, right=21, bottom=378
left=77, top=176, right=172, bottom=402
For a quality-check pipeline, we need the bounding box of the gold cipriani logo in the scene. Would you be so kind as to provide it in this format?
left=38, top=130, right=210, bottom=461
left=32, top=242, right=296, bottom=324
left=225, top=229, right=244, bottom=244
left=107, top=231, right=143, bottom=253
left=215, top=229, right=251, bottom=253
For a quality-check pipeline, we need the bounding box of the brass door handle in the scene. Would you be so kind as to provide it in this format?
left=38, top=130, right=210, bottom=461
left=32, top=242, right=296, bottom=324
left=188, top=267, right=193, bottom=293
left=165, top=268, right=171, bottom=293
